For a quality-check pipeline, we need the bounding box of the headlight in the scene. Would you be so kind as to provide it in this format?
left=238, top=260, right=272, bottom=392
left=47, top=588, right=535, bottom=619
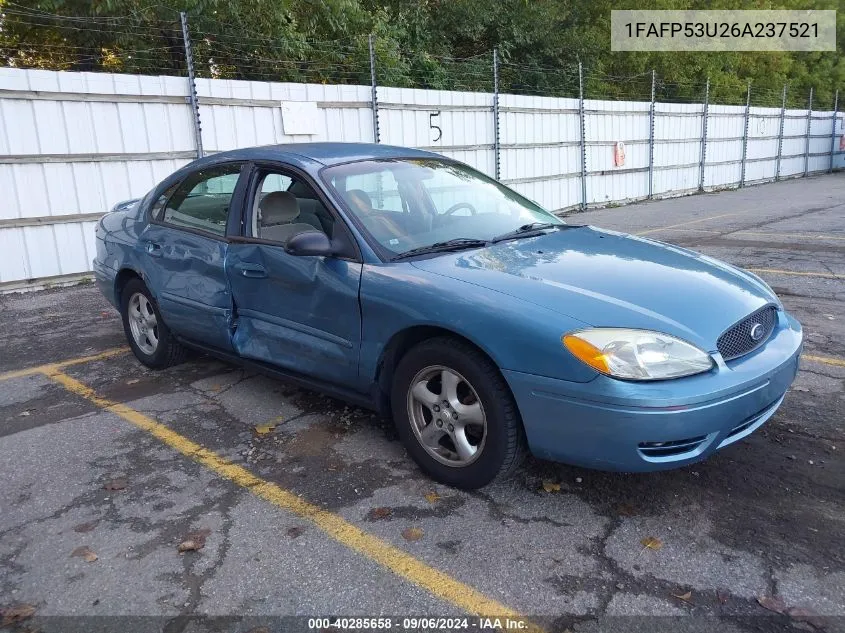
left=562, top=328, right=714, bottom=381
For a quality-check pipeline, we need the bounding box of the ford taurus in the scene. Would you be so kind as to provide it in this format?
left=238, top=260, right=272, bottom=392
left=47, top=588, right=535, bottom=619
left=94, top=143, right=803, bottom=488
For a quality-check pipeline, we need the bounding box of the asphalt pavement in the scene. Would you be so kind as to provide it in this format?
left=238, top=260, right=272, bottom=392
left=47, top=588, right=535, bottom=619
left=1, top=174, right=843, bottom=633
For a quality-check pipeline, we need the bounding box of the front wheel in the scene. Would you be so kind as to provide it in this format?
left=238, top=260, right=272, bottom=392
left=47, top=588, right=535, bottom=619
left=390, top=338, right=527, bottom=489
left=120, top=277, right=186, bottom=369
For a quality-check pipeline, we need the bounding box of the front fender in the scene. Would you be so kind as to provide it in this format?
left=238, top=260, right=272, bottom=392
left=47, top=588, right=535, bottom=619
left=358, top=263, right=598, bottom=384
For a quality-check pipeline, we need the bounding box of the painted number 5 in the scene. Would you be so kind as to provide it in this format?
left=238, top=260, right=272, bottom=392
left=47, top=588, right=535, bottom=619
left=429, top=111, right=442, bottom=143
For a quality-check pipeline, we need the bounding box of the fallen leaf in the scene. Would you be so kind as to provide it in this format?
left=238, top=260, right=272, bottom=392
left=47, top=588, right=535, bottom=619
left=640, top=536, right=663, bottom=550
left=424, top=491, right=440, bottom=504
left=617, top=503, right=637, bottom=517
left=672, top=591, right=692, bottom=602
left=402, top=527, right=424, bottom=542
left=0, top=603, right=36, bottom=626
left=70, top=546, right=98, bottom=562
left=286, top=526, right=305, bottom=539
left=103, top=478, right=127, bottom=491
left=368, top=507, right=392, bottom=520
left=757, top=595, right=787, bottom=614
left=254, top=422, right=278, bottom=435
left=73, top=520, right=99, bottom=533
left=787, top=607, right=826, bottom=629
left=177, top=528, right=210, bottom=554
left=126, top=379, right=140, bottom=385
left=541, top=480, right=561, bottom=493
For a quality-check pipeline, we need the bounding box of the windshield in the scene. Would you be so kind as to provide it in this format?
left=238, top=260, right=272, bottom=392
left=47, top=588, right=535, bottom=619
left=322, top=158, right=563, bottom=257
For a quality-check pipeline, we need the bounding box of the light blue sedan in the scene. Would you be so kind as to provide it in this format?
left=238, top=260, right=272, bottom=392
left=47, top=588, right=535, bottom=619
left=94, top=143, right=803, bottom=488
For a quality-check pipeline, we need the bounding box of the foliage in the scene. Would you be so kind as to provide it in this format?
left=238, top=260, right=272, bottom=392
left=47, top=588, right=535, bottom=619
left=1, top=0, right=841, bottom=107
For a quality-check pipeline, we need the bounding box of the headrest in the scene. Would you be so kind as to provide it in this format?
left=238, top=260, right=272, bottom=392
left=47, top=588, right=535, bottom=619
left=260, top=191, right=300, bottom=225
left=346, top=189, right=373, bottom=211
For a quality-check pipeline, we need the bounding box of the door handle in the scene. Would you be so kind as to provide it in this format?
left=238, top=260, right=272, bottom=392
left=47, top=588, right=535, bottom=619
left=145, top=241, right=162, bottom=257
left=237, top=263, right=267, bottom=278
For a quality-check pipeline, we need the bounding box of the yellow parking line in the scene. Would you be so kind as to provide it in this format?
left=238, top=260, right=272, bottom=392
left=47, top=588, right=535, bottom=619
left=803, top=354, right=845, bottom=368
left=635, top=212, right=741, bottom=236
left=0, top=347, right=128, bottom=382
left=44, top=369, right=530, bottom=622
left=747, top=268, right=845, bottom=280
left=735, top=231, right=845, bottom=241
left=656, top=228, right=845, bottom=241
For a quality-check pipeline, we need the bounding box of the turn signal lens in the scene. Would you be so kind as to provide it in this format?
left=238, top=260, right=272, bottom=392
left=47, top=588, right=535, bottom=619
left=562, top=328, right=714, bottom=381
left=562, top=334, right=610, bottom=373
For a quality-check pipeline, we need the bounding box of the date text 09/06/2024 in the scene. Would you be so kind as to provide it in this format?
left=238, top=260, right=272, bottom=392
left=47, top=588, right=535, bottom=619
left=307, top=617, right=529, bottom=630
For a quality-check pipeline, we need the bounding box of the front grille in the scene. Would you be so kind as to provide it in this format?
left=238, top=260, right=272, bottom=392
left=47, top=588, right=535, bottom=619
left=717, top=305, right=777, bottom=361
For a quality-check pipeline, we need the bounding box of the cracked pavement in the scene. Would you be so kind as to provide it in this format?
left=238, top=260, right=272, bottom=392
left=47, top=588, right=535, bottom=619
left=0, top=175, right=843, bottom=632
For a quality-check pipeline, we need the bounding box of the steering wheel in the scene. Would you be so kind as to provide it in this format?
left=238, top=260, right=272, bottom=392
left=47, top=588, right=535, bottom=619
left=444, top=202, right=477, bottom=216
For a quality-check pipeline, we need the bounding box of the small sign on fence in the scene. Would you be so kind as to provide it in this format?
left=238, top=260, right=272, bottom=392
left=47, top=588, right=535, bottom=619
left=281, top=101, right=319, bottom=135
left=614, top=141, right=626, bottom=167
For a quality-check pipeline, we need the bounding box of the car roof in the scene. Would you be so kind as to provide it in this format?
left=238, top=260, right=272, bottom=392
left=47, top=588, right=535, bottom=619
left=206, top=142, right=444, bottom=168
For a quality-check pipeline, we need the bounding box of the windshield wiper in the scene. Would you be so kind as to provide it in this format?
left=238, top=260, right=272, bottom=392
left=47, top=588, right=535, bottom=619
left=391, top=238, right=489, bottom=261
left=490, top=222, right=573, bottom=244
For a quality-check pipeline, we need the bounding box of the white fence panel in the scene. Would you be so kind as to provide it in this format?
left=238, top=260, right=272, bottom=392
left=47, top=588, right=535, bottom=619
left=703, top=105, right=745, bottom=189
left=0, top=68, right=196, bottom=286
left=745, top=107, right=781, bottom=184
left=654, top=102, right=704, bottom=196
left=197, top=79, right=374, bottom=151
left=379, top=87, right=495, bottom=177
left=499, top=94, right=581, bottom=211
left=584, top=99, right=650, bottom=205
left=0, top=67, right=839, bottom=289
left=808, top=111, right=835, bottom=174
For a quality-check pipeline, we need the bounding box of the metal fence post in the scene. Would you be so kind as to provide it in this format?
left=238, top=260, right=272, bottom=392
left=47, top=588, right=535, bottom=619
left=578, top=62, right=587, bottom=210
left=698, top=78, right=709, bottom=191
left=829, top=89, right=839, bottom=173
left=493, top=48, right=501, bottom=181
left=740, top=80, right=751, bottom=187
left=648, top=69, right=656, bottom=199
left=776, top=85, right=787, bottom=181
left=179, top=12, right=203, bottom=159
left=803, top=87, right=813, bottom=177
left=368, top=34, right=380, bottom=143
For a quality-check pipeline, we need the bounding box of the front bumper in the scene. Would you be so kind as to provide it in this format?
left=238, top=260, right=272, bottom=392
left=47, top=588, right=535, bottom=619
left=504, top=310, right=803, bottom=471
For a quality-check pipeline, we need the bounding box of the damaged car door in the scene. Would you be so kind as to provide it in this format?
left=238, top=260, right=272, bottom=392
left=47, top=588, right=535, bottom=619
left=225, top=164, right=363, bottom=386
left=141, top=162, right=247, bottom=352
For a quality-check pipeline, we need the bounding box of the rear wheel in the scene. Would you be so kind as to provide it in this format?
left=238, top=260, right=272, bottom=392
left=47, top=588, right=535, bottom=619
left=120, top=278, right=186, bottom=369
left=391, top=337, right=526, bottom=489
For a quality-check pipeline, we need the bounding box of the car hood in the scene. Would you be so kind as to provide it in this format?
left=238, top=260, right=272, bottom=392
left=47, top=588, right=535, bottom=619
left=411, top=226, right=779, bottom=352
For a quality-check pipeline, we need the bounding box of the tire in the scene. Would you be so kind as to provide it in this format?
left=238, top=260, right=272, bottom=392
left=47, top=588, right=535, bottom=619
left=390, top=337, right=527, bottom=489
left=120, top=277, right=186, bottom=369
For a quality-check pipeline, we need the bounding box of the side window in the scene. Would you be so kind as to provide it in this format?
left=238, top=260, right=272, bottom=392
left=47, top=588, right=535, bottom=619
left=260, top=173, right=293, bottom=194
left=149, top=184, right=178, bottom=221
left=251, top=171, right=334, bottom=244
left=161, top=164, right=243, bottom=236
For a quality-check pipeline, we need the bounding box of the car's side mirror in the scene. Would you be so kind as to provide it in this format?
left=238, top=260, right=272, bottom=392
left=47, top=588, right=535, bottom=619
left=284, top=230, right=335, bottom=257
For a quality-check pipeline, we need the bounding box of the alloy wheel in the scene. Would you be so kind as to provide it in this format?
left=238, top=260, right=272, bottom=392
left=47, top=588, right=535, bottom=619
left=128, top=292, right=159, bottom=355
left=406, top=365, right=487, bottom=467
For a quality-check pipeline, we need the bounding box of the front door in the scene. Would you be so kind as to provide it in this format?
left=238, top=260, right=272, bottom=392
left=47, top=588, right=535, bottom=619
left=140, top=162, right=246, bottom=352
left=225, top=166, right=363, bottom=387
